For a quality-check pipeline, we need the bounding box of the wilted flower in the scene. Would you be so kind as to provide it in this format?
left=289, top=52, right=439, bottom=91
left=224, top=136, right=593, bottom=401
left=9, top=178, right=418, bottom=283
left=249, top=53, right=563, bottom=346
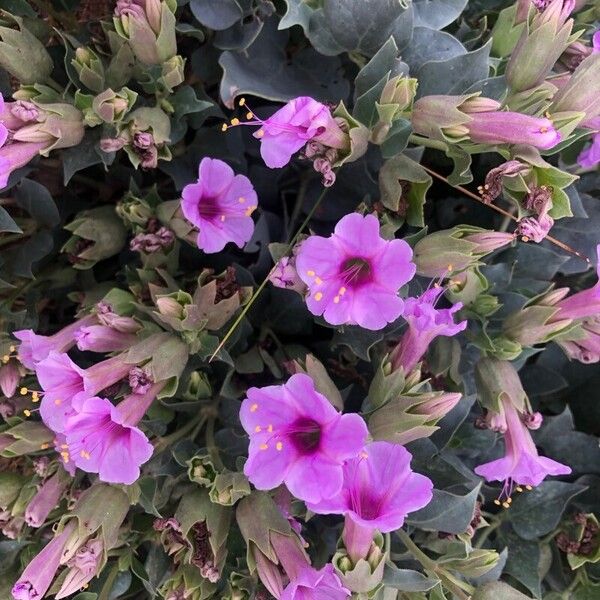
left=231, top=96, right=349, bottom=168
left=516, top=213, right=554, bottom=242
left=239, top=373, right=368, bottom=503
left=390, top=287, right=467, bottom=374
left=181, top=157, right=258, bottom=254
left=96, top=300, right=140, bottom=333
left=269, top=255, right=306, bottom=294
left=475, top=396, right=571, bottom=497
left=478, top=160, right=530, bottom=204
left=295, top=213, right=416, bottom=330
left=306, top=442, right=433, bottom=563
left=578, top=133, right=600, bottom=168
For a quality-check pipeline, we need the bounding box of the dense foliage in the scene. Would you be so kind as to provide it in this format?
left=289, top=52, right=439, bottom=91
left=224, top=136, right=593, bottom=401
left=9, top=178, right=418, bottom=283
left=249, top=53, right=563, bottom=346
left=1, top=0, right=600, bottom=599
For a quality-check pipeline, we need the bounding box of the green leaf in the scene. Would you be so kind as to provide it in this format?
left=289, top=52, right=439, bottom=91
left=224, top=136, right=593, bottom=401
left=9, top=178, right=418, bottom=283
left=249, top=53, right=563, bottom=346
left=189, top=0, right=242, bottom=30
left=355, top=36, right=405, bottom=98
left=412, top=0, right=468, bottom=30
left=380, top=118, right=412, bottom=159
left=499, top=530, right=542, bottom=598
left=473, top=581, right=531, bottom=600
left=383, top=564, right=439, bottom=592
left=508, top=481, right=587, bottom=540
left=15, top=179, right=59, bottom=228
left=416, top=40, right=491, bottom=97
left=402, top=27, right=465, bottom=72
left=406, top=484, right=481, bottom=533
left=0, top=205, right=21, bottom=234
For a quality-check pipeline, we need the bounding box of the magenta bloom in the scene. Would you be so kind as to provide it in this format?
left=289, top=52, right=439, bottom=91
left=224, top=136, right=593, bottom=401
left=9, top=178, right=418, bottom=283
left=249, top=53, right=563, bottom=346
left=36, top=352, right=133, bottom=433
left=578, top=133, right=600, bottom=168
left=181, top=157, right=258, bottom=253
left=11, top=522, right=76, bottom=600
left=554, top=244, right=600, bottom=320
left=14, top=314, right=96, bottom=369
left=75, top=324, right=136, bottom=353
left=281, top=565, right=350, bottom=600
left=64, top=395, right=154, bottom=484
left=466, top=112, right=561, bottom=149
left=306, top=442, right=433, bottom=562
left=559, top=317, right=600, bottom=363
left=245, top=96, right=348, bottom=168
left=475, top=398, right=571, bottom=491
left=390, top=287, right=467, bottom=373
left=296, top=213, right=416, bottom=330
left=239, top=373, right=368, bottom=503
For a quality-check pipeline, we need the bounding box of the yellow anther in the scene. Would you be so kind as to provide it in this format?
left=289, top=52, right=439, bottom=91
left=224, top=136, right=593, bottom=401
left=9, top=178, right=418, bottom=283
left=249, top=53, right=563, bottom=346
left=314, top=292, right=323, bottom=301
left=63, top=457, right=69, bottom=464
left=267, top=424, right=273, bottom=433
left=447, top=264, right=453, bottom=271
left=259, top=443, right=268, bottom=450
left=231, top=117, right=240, bottom=126
left=255, top=425, right=262, bottom=433
left=502, top=501, right=510, bottom=509
left=525, top=485, right=533, bottom=491
left=360, top=451, right=369, bottom=459
left=40, top=443, right=49, bottom=450
left=31, top=391, right=39, bottom=402
left=220, top=215, right=226, bottom=222
left=256, top=129, right=264, bottom=138
left=1, top=355, right=9, bottom=363
left=250, top=403, right=258, bottom=412
left=61, top=452, right=69, bottom=459
left=333, top=296, right=340, bottom=304
left=315, top=277, right=322, bottom=285
left=23, top=409, right=31, bottom=417
left=339, top=287, right=346, bottom=295
left=239, top=97, right=246, bottom=106
left=506, top=497, right=512, bottom=504
left=19, top=387, right=28, bottom=395
left=221, top=123, right=228, bottom=132
left=307, top=270, right=315, bottom=276
left=61, top=444, right=68, bottom=449
left=245, top=206, right=256, bottom=216
left=54, top=398, right=62, bottom=405
left=539, top=126, right=548, bottom=133
left=246, top=111, right=254, bottom=120
left=238, top=196, right=246, bottom=203
left=493, top=499, right=501, bottom=506
left=9, top=345, right=15, bottom=353
left=521, top=235, right=530, bottom=243
left=516, top=486, right=524, bottom=492
left=276, top=442, right=283, bottom=451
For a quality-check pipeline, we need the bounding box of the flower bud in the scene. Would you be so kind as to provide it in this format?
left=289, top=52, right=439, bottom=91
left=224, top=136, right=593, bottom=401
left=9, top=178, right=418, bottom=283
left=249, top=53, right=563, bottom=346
left=92, top=87, right=137, bottom=123
left=0, top=14, right=53, bottom=84
left=160, top=55, right=186, bottom=92
left=463, top=231, right=516, bottom=254
left=0, top=361, right=20, bottom=397
left=472, top=293, right=501, bottom=317
left=62, top=205, right=127, bottom=269
left=156, top=294, right=187, bottom=319
left=413, top=228, right=480, bottom=277
left=475, top=358, right=528, bottom=413
left=72, top=46, right=106, bottom=93
left=114, top=0, right=177, bottom=66
left=209, top=471, right=251, bottom=506
left=116, top=192, right=154, bottom=226
left=412, top=94, right=473, bottom=142
left=506, top=0, right=575, bottom=92
left=504, top=303, right=572, bottom=346
left=24, top=471, right=68, bottom=528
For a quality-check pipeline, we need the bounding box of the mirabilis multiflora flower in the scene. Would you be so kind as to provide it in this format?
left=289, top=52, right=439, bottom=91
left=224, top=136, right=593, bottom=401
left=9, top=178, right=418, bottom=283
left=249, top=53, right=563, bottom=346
left=295, top=213, right=416, bottom=330
left=63, top=384, right=162, bottom=484
left=282, top=565, right=350, bottom=600
left=227, top=96, right=349, bottom=168
left=474, top=396, right=571, bottom=498
left=181, top=157, right=258, bottom=253
left=239, top=373, right=368, bottom=503
left=306, top=442, right=433, bottom=563
left=390, top=287, right=467, bottom=374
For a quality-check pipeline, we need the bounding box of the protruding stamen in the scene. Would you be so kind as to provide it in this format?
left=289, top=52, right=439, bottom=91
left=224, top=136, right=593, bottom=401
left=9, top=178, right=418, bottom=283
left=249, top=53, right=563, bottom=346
left=307, top=270, right=315, bottom=276
left=255, top=425, right=262, bottom=433
left=250, top=403, right=258, bottom=412
left=221, top=123, right=228, bottom=132
left=256, top=129, right=264, bottom=138
left=230, top=118, right=240, bottom=126
left=333, top=296, right=340, bottom=304
left=276, top=442, right=283, bottom=451
left=23, top=409, right=31, bottom=417
left=259, top=443, right=268, bottom=451
left=314, top=292, right=323, bottom=301
left=239, top=97, right=246, bottom=106
left=19, top=387, right=28, bottom=395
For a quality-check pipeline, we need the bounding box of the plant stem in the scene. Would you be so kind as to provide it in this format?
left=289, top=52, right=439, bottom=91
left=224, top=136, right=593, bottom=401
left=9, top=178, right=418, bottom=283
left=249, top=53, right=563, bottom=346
left=153, top=413, right=206, bottom=454
left=205, top=415, right=225, bottom=470
left=474, top=519, right=502, bottom=549
left=408, top=134, right=449, bottom=152
left=209, top=183, right=331, bottom=362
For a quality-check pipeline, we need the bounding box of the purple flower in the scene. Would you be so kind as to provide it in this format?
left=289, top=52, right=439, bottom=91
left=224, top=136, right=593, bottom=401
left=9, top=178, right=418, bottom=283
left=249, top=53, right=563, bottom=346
left=516, top=214, right=554, bottom=243
left=64, top=394, right=154, bottom=484
left=14, top=314, right=97, bottom=369
left=75, top=324, right=137, bottom=353
left=128, top=366, right=153, bottom=393
left=11, top=522, right=76, bottom=600
left=181, top=157, right=258, bottom=253
left=96, top=301, right=140, bottom=333
left=467, top=112, right=561, bottom=149
left=475, top=397, right=571, bottom=492
left=239, top=373, right=368, bottom=503
left=554, top=244, right=600, bottom=320
left=295, top=213, right=416, bottom=330
left=578, top=133, right=600, bottom=168
left=390, top=287, right=467, bottom=374
left=281, top=565, right=350, bottom=600
left=306, top=442, right=433, bottom=562
left=24, top=472, right=66, bottom=528
left=240, top=96, right=348, bottom=168
left=54, top=434, right=76, bottom=476
left=36, top=352, right=134, bottom=433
